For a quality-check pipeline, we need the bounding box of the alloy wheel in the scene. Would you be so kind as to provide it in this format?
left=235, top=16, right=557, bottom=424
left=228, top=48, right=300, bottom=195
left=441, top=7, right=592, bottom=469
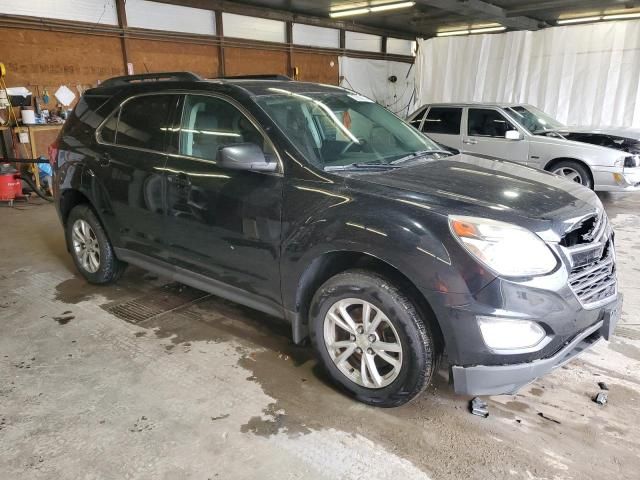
left=553, top=167, right=583, bottom=184
left=323, top=298, right=403, bottom=389
left=71, top=219, right=101, bottom=273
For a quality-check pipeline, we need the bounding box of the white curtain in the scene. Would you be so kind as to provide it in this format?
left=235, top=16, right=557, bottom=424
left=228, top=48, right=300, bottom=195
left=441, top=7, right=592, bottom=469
left=339, top=56, right=417, bottom=118
left=416, top=20, right=640, bottom=127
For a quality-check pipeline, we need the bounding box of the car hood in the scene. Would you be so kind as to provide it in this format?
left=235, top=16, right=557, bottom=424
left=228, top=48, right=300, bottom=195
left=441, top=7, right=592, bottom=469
left=347, top=154, right=603, bottom=242
left=564, top=126, right=640, bottom=139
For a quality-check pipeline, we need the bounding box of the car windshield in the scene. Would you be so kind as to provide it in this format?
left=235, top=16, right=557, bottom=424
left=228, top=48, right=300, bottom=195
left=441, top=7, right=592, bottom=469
left=506, top=105, right=566, bottom=134
left=255, top=89, right=445, bottom=170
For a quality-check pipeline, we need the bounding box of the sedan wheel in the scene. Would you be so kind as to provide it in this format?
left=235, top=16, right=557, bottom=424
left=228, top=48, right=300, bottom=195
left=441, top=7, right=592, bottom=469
left=324, top=298, right=403, bottom=389
left=553, top=166, right=583, bottom=184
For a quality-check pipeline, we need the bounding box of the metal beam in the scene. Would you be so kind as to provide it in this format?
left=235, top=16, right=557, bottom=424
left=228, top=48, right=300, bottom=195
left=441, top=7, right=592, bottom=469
left=115, top=0, right=131, bottom=73
left=415, top=0, right=546, bottom=30
left=507, top=0, right=640, bottom=16
left=153, top=0, right=417, bottom=40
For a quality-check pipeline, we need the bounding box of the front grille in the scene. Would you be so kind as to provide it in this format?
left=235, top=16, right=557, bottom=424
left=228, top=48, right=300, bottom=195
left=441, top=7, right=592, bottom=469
left=565, top=213, right=617, bottom=308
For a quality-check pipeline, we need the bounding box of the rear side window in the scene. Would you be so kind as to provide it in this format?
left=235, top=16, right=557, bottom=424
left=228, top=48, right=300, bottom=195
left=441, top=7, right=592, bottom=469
left=468, top=109, right=516, bottom=138
left=423, top=107, right=462, bottom=135
left=114, top=95, right=174, bottom=151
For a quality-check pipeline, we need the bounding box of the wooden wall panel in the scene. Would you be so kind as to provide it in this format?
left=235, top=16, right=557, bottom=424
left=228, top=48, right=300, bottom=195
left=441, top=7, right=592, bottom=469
left=127, top=39, right=218, bottom=78
left=291, top=52, right=339, bottom=85
left=0, top=28, right=124, bottom=87
left=224, top=47, right=288, bottom=77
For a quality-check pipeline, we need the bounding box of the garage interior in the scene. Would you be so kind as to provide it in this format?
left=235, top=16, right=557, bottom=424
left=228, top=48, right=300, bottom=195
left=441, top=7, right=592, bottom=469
left=1, top=1, right=640, bottom=479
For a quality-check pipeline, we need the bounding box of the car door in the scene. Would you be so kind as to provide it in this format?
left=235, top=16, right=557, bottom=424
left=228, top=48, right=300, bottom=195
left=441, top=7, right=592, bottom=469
left=162, top=93, right=283, bottom=308
left=94, top=93, right=178, bottom=260
left=420, top=106, right=464, bottom=151
left=463, top=108, right=529, bottom=164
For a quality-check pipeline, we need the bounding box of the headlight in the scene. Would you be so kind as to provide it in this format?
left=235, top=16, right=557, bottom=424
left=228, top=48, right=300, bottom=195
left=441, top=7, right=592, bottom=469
left=449, top=215, right=558, bottom=277
left=614, top=155, right=639, bottom=168
left=477, top=316, right=547, bottom=351
left=624, top=155, right=639, bottom=168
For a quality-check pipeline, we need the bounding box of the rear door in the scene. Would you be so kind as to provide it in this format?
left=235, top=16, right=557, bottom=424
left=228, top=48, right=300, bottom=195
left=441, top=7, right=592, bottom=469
left=162, top=93, right=283, bottom=308
left=95, top=93, right=177, bottom=259
left=463, top=108, right=529, bottom=163
left=420, top=106, right=463, bottom=151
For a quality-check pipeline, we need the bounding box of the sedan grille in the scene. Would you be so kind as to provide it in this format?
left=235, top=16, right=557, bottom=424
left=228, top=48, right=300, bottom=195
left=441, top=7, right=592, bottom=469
left=565, top=213, right=617, bottom=309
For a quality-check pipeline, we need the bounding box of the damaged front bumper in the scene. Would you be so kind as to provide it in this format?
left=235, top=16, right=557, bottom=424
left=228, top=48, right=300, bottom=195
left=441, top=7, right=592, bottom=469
left=450, top=295, right=622, bottom=396
left=594, top=166, right=640, bottom=192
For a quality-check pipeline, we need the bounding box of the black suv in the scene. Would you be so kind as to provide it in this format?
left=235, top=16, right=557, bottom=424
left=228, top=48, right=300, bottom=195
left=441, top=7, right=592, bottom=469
left=52, top=72, right=621, bottom=407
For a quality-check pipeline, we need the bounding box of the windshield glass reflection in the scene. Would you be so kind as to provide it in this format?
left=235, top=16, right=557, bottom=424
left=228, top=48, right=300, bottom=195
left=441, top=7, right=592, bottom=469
left=256, top=89, right=446, bottom=171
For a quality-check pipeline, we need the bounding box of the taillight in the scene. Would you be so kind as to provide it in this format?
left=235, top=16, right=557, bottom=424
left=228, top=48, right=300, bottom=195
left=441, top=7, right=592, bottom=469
left=48, top=139, right=59, bottom=168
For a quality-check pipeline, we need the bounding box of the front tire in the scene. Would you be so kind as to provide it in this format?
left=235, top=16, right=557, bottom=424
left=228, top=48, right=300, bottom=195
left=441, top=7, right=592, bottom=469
left=309, top=270, right=438, bottom=407
left=66, top=204, right=126, bottom=284
left=551, top=160, right=593, bottom=189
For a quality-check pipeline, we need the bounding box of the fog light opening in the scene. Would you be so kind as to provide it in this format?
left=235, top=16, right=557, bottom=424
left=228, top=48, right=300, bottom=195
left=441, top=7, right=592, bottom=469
left=477, top=316, right=547, bottom=352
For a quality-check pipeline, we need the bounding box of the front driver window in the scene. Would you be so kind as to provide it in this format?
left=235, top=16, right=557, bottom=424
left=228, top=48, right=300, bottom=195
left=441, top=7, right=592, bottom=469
left=468, top=109, right=516, bottom=138
left=179, top=95, right=274, bottom=162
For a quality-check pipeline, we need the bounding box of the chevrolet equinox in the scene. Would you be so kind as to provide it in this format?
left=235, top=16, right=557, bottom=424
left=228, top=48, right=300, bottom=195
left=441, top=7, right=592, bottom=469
left=52, top=72, right=621, bottom=407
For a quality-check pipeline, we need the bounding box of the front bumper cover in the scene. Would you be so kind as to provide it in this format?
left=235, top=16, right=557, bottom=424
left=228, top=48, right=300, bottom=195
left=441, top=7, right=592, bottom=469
left=594, top=166, right=640, bottom=192
left=451, top=294, right=622, bottom=396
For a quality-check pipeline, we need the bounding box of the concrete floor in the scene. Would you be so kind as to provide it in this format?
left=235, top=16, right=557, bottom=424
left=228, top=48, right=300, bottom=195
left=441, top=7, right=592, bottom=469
left=1, top=193, right=639, bottom=480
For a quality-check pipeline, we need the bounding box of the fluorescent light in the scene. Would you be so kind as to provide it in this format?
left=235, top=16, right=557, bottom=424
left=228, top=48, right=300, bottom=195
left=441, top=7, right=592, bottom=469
left=329, top=2, right=415, bottom=18
left=437, top=29, right=470, bottom=37
left=330, top=7, right=370, bottom=18
left=603, top=12, right=640, bottom=20
left=557, top=16, right=602, bottom=25
left=470, top=26, right=506, bottom=33
left=370, top=1, right=415, bottom=13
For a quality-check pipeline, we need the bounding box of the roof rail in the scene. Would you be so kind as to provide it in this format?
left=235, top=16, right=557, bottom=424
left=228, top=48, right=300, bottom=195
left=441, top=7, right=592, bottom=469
left=220, top=74, right=292, bottom=81
left=100, top=71, right=202, bottom=88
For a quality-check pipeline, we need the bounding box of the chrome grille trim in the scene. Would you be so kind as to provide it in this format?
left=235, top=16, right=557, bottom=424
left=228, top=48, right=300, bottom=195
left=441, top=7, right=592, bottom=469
left=565, top=213, right=617, bottom=309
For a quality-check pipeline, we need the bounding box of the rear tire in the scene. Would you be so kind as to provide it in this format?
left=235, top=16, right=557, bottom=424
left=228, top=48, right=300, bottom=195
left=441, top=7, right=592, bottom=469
left=550, top=160, right=593, bottom=189
left=309, top=269, right=438, bottom=407
left=66, top=204, right=126, bottom=284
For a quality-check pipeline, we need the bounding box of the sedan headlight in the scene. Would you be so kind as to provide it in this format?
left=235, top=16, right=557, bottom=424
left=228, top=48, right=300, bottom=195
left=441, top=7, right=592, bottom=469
left=624, top=155, right=639, bottom=168
left=614, top=155, right=639, bottom=168
left=449, top=215, right=558, bottom=277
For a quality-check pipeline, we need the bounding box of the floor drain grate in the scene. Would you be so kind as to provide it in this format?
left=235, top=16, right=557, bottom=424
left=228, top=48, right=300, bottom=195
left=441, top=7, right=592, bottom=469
left=103, top=283, right=209, bottom=324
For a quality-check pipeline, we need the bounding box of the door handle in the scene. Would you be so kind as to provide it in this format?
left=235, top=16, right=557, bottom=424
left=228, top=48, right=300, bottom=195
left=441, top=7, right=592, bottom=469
left=98, top=153, right=112, bottom=167
left=463, top=138, right=478, bottom=145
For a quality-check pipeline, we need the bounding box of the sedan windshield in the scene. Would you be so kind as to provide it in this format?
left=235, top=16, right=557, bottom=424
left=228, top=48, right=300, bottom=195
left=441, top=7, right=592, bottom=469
left=255, top=89, right=445, bottom=170
left=506, top=105, right=566, bottom=134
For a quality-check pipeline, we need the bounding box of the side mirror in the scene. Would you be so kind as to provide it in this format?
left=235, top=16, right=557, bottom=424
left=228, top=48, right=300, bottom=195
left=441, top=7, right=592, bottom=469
left=505, top=130, right=523, bottom=141
left=217, top=143, right=277, bottom=172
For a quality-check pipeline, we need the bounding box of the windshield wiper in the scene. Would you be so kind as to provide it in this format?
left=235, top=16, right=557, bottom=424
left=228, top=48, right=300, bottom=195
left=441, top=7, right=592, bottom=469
left=391, top=149, right=453, bottom=165
left=325, top=162, right=400, bottom=171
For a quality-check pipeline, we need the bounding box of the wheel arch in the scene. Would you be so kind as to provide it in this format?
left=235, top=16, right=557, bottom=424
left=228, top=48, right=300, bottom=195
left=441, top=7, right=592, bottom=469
left=543, top=157, right=594, bottom=186
left=59, top=188, right=110, bottom=253
left=289, top=250, right=445, bottom=351
left=59, top=189, right=93, bottom=227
